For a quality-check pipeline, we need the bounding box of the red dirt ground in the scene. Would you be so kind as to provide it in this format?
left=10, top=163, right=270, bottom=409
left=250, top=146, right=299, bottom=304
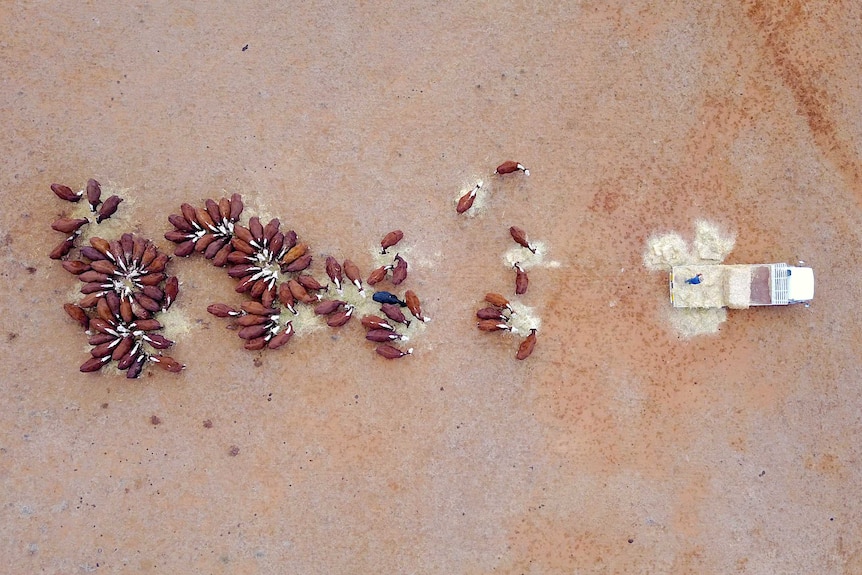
left=1, top=2, right=860, bottom=573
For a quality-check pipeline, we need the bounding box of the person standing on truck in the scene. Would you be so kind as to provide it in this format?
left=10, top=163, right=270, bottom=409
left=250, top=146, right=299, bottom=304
left=685, top=273, right=704, bottom=285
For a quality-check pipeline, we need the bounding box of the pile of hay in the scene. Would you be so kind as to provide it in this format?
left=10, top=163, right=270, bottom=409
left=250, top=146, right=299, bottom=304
left=725, top=266, right=752, bottom=309
left=643, top=232, right=692, bottom=271
left=693, top=220, right=736, bottom=262
left=643, top=221, right=735, bottom=271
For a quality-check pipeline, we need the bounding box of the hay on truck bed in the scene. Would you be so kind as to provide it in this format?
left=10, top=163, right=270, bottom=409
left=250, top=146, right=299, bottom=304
left=672, top=265, right=752, bottom=309
left=725, top=266, right=752, bottom=309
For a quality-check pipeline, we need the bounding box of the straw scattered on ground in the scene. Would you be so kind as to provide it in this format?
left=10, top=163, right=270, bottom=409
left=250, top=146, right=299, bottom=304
left=693, top=220, right=736, bottom=262
left=507, top=301, right=541, bottom=336
left=503, top=241, right=558, bottom=270
left=158, top=304, right=195, bottom=339
left=643, top=221, right=735, bottom=271
left=57, top=181, right=137, bottom=249
left=643, top=232, right=692, bottom=271
left=290, top=301, right=327, bottom=336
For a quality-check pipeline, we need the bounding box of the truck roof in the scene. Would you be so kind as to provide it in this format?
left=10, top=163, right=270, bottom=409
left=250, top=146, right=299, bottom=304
left=787, top=266, right=814, bottom=302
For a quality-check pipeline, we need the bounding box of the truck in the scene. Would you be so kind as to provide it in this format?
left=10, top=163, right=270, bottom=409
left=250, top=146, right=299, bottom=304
left=669, top=263, right=814, bottom=309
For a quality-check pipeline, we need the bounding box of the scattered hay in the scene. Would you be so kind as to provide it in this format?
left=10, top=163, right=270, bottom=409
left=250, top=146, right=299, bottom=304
left=503, top=241, right=549, bottom=270
left=157, top=304, right=195, bottom=341
left=57, top=181, right=136, bottom=257
left=643, top=232, right=692, bottom=271
left=507, top=301, right=541, bottom=336
left=290, top=302, right=326, bottom=336
left=643, top=221, right=736, bottom=271
left=693, top=220, right=735, bottom=262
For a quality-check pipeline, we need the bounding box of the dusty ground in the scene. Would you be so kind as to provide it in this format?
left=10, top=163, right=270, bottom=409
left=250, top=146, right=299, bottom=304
left=2, top=1, right=861, bottom=573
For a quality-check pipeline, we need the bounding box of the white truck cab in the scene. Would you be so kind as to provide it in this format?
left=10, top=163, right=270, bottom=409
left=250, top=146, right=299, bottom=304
left=786, top=266, right=815, bottom=304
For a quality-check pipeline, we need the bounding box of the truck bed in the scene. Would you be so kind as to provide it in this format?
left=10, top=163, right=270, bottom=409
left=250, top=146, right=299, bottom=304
left=670, top=264, right=778, bottom=309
